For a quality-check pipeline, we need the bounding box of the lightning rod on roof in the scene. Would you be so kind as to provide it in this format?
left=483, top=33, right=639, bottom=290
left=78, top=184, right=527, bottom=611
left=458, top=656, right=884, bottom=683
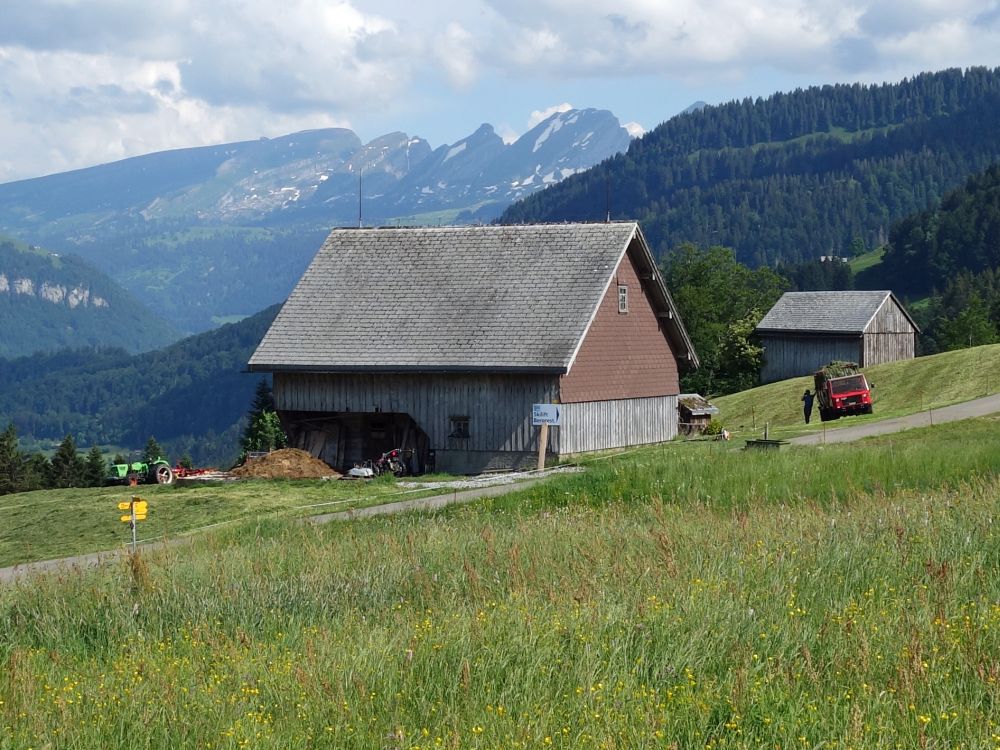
left=358, top=168, right=363, bottom=228
left=605, top=173, right=611, bottom=223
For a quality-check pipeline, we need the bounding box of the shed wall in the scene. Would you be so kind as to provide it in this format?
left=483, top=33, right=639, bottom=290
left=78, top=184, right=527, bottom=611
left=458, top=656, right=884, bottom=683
left=861, top=298, right=916, bottom=366
left=557, top=395, right=678, bottom=454
left=560, top=247, right=680, bottom=402
left=760, top=335, right=862, bottom=383
left=273, top=371, right=557, bottom=455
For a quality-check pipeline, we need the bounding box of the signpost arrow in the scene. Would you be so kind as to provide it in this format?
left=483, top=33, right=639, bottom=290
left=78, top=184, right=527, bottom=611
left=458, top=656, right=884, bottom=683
left=116, top=496, right=149, bottom=552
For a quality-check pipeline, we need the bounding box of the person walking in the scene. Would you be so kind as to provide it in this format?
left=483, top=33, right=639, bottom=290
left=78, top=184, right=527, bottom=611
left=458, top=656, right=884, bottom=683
left=802, top=389, right=815, bottom=424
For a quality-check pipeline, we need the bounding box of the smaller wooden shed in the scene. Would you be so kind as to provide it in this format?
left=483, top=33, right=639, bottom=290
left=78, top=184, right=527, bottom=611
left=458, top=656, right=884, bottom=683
left=756, top=291, right=919, bottom=383
left=677, top=394, right=719, bottom=435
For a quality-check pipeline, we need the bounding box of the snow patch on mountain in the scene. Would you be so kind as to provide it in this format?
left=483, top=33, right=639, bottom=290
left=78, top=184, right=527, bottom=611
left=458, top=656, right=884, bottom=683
left=533, top=115, right=566, bottom=153
left=444, top=142, right=467, bottom=162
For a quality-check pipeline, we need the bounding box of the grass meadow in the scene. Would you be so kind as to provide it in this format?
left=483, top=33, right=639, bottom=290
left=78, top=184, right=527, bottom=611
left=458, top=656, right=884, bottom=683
left=714, top=342, right=1000, bottom=440
left=0, top=474, right=440, bottom=569
left=1, top=417, right=1000, bottom=748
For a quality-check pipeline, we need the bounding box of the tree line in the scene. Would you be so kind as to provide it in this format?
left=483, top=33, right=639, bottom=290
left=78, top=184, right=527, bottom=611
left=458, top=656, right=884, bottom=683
left=0, top=427, right=169, bottom=495
left=0, top=382, right=286, bottom=496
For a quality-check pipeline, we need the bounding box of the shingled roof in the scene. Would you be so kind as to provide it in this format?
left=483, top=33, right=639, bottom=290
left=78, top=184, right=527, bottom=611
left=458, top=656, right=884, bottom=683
left=249, top=222, right=697, bottom=373
left=755, top=291, right=918, bottom=334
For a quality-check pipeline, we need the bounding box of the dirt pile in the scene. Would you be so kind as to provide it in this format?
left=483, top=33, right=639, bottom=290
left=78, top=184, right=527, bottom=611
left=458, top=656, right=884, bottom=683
left=232, top=448, right=340, bottom=479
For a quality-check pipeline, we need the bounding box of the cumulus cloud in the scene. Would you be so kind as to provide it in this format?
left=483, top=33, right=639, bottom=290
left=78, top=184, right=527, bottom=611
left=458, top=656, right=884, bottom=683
left=0, top=44, right=350, bottom=180
left=431, top=23, right=479, bottom=89
left=1, top=0, right=999, bottom=181
left=0, top=0, right=411, bottom=180
left=475, top=0, right=999, bottom=78
left=527, top=102, right=573, bottom=128
left=623, top=121, right=646, bottom=138
left=495, top=124, right=520, bottom=144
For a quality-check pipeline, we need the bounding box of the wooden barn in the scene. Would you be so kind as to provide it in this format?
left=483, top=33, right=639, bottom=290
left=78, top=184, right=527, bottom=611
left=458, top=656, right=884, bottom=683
left=248, top=222, right=698, bottom=474
left=755, top=290, right=919, bottom=383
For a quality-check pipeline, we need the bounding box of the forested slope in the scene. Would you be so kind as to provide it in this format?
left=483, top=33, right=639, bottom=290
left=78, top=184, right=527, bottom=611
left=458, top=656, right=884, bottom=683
left=501, top=67, right=1000, bottom=266
left=0, top=237, right=179, bottom=357
left=0, top=304, right=279, bottom=464
left=859, top=164, right=1000, bottom=353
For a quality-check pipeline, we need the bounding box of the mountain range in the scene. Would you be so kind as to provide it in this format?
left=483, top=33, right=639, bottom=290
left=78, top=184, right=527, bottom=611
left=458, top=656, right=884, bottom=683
left=0, top=109, right=631, bottom=335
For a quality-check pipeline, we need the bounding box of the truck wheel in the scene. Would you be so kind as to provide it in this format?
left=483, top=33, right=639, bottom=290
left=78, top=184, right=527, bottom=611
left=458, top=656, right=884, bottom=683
left=155, top=464, right=175, bottom=485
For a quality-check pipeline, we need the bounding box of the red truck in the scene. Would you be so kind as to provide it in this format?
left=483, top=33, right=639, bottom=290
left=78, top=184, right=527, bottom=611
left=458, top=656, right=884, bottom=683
left=814, top=362, right=873, bottom=422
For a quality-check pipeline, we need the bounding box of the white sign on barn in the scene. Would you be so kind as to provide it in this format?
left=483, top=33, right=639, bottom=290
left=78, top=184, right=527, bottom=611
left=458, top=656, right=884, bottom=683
left=532, top=404, right=561, bottom=426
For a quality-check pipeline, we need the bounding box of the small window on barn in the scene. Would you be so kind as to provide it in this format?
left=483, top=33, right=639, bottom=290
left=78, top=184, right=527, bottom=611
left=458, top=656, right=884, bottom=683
left=449, top=416, right=470, bottom=439
left=618, top=284, right=629, bottom=314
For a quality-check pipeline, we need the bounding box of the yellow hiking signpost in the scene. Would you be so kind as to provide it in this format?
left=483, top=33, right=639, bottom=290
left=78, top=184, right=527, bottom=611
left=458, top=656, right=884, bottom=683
left=118, top=496, right=149, bottom=552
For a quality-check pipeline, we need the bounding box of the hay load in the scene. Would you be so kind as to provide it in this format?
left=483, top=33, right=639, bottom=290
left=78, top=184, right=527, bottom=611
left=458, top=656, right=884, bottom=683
left=232, top=448, right=340, bottom=479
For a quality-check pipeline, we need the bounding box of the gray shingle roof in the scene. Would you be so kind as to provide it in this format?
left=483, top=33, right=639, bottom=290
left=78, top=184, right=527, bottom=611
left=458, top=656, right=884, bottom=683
left=249, top=222, right=696, bottom=372
left=755, top=291, right=909, bottom=334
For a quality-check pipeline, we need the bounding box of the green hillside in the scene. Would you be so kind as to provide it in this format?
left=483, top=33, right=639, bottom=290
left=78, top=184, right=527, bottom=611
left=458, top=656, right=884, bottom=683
left=2, top=416, right=999, bottom=747
left=0, top=304, right=280, bottom=464
left=874, top=162, right=1000, bottom=295
left=502, top=66, right=1000, bottom=267
left=714, top=343, right=1000, bottom=439
left=0, top=236, right=179, bottom=357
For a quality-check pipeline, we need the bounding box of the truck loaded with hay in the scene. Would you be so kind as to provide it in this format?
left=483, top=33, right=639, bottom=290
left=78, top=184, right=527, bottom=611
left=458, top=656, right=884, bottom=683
left=814, top=361, right=873, bottom=422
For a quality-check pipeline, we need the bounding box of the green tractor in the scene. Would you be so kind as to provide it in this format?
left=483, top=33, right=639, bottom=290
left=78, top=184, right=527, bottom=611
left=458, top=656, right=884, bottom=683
left=107, top=455, right=175, bottom=486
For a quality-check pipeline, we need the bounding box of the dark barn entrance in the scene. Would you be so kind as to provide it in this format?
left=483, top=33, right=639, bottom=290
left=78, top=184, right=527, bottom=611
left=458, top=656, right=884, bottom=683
left=280, top=411, right=430, bottom=474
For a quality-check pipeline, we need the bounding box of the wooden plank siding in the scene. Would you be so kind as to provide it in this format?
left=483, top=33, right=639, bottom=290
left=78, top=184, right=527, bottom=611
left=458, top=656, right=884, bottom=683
left=759, top=335, right=862, bottom=383
left=556, top=396, right=678, bottom=454
left=274, top=371, right=558, bottom=455
left=862, top=297, right=916, bottom=366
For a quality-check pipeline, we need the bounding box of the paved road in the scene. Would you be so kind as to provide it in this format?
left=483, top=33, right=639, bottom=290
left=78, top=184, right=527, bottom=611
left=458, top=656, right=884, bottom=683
left=790, top=392, right=1000, bottom=445
left=0, top=478, right=546, bottom=584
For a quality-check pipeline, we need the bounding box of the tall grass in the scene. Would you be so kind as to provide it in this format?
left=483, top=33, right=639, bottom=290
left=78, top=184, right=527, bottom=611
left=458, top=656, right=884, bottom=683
left=1, top=424, right=999, bottom=747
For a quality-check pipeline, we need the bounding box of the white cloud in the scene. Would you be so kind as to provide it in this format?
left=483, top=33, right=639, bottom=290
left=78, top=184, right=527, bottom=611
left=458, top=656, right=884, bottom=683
left=527, top=102, right=573, bottom=128
left=623, top=121, right=645, bottom=138
left=495, top=123, right=520, bottom=144
left=0, top=45, right=350, bottom=180
left=474, top=0, right=999, bottom=78
left=431, top=23, right=479, bottom=89
left=1, top=0, right=999, bottom=181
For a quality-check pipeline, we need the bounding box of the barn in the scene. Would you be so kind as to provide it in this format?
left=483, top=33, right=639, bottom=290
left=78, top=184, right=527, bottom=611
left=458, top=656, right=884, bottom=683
left=755, top=290, right=919, bottom=384
left=247, top=222, right=698, bottom=474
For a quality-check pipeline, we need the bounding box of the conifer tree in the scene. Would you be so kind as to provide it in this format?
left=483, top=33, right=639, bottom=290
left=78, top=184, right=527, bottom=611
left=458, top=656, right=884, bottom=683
left=0, top=423, right=23, bottom=495
left=84, top=446, right=108, bottom=487
left=240, top=379, right=286, bottom=453
left=22, top=453, right=50, bottom=492
left=49, top=434, right=84, bottom=489
left=142, top=436, right=164, bottom=464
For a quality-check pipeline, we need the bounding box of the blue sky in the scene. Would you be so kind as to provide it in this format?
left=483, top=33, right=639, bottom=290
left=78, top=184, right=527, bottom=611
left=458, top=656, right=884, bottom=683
left=1, top=0, right=998, bottom=183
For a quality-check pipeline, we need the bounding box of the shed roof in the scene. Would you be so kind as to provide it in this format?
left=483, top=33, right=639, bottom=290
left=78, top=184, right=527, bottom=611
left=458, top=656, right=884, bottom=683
left=755, top=291, right=918, bottom=335
left=249, top=222, right=697, bottom=373
left=678, top=394, right=719, bottom=417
